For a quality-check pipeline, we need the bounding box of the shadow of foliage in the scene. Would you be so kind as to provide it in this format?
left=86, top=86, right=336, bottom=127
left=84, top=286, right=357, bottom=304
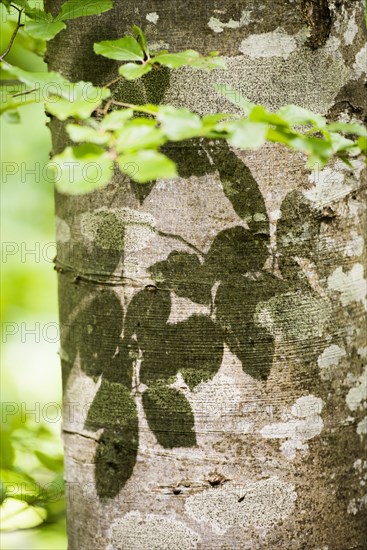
left=61, top=139, right=327, bottom=499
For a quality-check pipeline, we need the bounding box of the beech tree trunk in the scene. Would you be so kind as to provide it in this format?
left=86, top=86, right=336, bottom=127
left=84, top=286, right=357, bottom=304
left=46, top=1, right=366, bottom=548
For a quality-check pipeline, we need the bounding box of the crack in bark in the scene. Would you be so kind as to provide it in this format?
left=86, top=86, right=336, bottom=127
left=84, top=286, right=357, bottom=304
left=63, top=428, right=100, bottom=442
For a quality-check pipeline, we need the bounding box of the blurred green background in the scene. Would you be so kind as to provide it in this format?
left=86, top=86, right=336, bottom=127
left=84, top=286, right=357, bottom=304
left=1, top=5, right=67, bottom=548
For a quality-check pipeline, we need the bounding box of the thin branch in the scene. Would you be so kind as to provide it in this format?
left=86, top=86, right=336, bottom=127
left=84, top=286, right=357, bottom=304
left=102, top=76, right=122, bottom=89
left=11, top=87, right=37, bottom=97
left=9, top=4, right=22, bottom=12
left=102, top=99, right=112, bottom=115
left=0, top=8, right=24, bottom=62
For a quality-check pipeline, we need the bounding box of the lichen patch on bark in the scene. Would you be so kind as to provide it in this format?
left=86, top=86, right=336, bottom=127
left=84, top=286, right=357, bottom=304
left=327, top=263, right=367, bottom=309
left=107, top=512, right=201, bottom=550
left=208, top=10, right=252, bottom=34
left=259, top=395, right=324, bottom=459
left=239, top=28, right=300, bottom=59
left=346, top=366, right=367, bottom=412
left=184, top=476, right=297, bottom=535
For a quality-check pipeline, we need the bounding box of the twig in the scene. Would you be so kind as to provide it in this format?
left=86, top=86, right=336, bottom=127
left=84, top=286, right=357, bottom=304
left=11, top=87, right=38, bottom=97
left=102, top=76, right=122, bottom=89
left=0, top=7, right=24, bottom=62
left=102, top=99, right=112, bottom=115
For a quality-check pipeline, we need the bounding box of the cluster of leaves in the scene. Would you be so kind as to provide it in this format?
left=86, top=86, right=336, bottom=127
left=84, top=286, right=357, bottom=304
left=0, top=417, right=64, bottom=531
left=95, top=24, right=225, bottom=80
left=1, top=0, right=113, bottom=43
left=1, top=17, right=366, bottom=194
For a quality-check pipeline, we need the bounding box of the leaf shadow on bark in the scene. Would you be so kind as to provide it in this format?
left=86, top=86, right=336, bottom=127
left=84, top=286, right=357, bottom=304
left=59, top=141, right=333, bottom=499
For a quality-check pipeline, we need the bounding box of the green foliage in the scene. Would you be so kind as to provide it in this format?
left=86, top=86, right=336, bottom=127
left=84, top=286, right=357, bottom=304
left=55, top=0, right=113, bottom=21
left=157, top=106, right=203, bottom=140
left=118, top=149, right=177, bottom=182
left=119, top=62, right=152, bottom=80
left=0, top=0, right=366, bottom=524
left=0, top=422, right=64, bottom=531
left=2, top=62, right=110, bottom=119
left=24, top=18, right=66, bottom=42
left=1, top=18, right=365, bottom=195
left=45, top=98, right=366, bottom=193
left=94, top=36, right=145, bottom=61
left=51, top=144, right=114, bottom=194
left=152, top=49, right=225, bottom=70
left=95, top=27, right=224, bottom=81
left=0, top=0, right=114, bottom=45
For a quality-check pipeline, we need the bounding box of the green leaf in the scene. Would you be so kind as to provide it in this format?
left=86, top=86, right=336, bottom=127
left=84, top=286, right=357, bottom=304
left=115, top=120, right=165, bottom=153
left=24, top=20, right=66, bottom=41
left=46, top=81, right=110, bottom=120
left=249, top=105, right=289, bottom=127
left=3, top=109, right=21, bottom=123
left=202, top=113, right=233, bottom=125
left=357, top=135, right=367, bottom=154
left=1, top=63, right=68, bottom=94
left=154, top=49, right=224, bottom=70
left=5, top=25, right=46, bottom=55
left=34, top=451, right=63, bottom=472
left=128, top=103, right=160, bottom=115
left=1, top=64, right=109, bottom=119
left=0, top=0, right=12, bottom=11
left=157, top=106, right=203, bottom=140
left=0, top=433, right=15, bottom=467
left=119, top=62, right=152, bottom=80
left=152, top=50, right=200, bottom=68
left=51, top=144, right=114, bottom=194
left=8, top=0, right=28, bottom=7
left=100, top=108, right=133, bottom=129
left=94, top=36, right=144, bottom=61
left=0, top=482, right=6, bottom=505
left=56, top=0, right=113, bottom=21
left=118, top=150, right=177, bottom=182
left=329, top=132, right=358, bottom=154
left=0, top=92, right=38, bottom=115
left=23, top=6, right=49, bottom=20
left=222, top=120, right=268, bottom=149
left=0, top=499, right=47, bottom=530
left=336, top=154, right=353, bottom=168
left=132, top=25, right=148, bottom=55
left=66, top=123, right=110, bottom=144
left=0, top=469, right=39, bottom=503
left=288, top=135, right=333, bottom=167
left=277, top=104, right=326, bottom=128
left=214, top=83, right=255, bottom=115
left=266, top=127, right=297, bottom=147
left=326, top=121, right=367, bottom=137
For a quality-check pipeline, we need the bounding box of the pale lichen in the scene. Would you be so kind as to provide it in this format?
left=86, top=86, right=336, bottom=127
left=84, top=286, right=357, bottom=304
left=327, top=264, right=367, bottom=309
left=208, top=10, right=252, bottom=34
left=107, top=512, right=200, bottom=550
left=345, top=367, right=367, bottom=412
left=185, top=477, right=297, bottom=535
left=317, top=344, right=346, bottom=379
left=259, top=395, right=324, bottom=459
left=146, top=12, right=159, bottom=24
left=239, top=28, right=298, bottom=59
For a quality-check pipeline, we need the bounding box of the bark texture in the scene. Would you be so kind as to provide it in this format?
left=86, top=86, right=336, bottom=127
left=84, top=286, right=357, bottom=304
left=46, top=1, right=367, bottom=548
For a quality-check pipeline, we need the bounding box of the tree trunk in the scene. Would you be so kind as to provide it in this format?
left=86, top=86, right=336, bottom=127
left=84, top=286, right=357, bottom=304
left=46, top=1, right=366, bottom=548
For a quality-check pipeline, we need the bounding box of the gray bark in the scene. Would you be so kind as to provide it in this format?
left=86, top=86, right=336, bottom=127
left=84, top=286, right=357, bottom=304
left=46, top=1, right=367, bottom=548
